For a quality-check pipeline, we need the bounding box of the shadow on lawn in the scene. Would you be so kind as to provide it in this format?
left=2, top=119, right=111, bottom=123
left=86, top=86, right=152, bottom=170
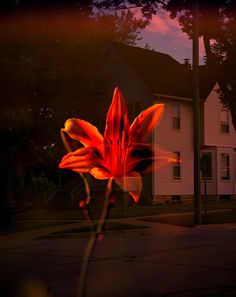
left=139, top=210, right=236, bottom=227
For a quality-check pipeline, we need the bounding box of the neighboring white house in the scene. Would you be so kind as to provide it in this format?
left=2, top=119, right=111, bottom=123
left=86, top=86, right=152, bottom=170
left=202, top=84, right=236, bottom=200
left=97, top=42, right=236, bottom=203
left=152, top=84, right=236, bottom=203
left=152, top=95, right=194, bottom=203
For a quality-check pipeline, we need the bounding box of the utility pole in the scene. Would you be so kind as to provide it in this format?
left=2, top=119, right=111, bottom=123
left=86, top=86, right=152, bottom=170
left=193, top=0, right=201, bottom=225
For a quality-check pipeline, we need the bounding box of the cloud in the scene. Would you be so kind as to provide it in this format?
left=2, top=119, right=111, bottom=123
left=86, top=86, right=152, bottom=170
left=199, top=37, right=205, bottom=60
left=139, top=10, right=205, bottom=64
left=146, top=11, right=191, bottom=45
left=146, top=12, right=171, bottom=34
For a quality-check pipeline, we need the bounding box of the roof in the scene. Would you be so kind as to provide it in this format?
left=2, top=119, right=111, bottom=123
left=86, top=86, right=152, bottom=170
left=110, top=42, right=216, bottom=100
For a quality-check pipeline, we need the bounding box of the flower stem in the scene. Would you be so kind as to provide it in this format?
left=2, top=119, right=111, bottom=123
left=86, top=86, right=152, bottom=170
left=77, top=178, right=113, bottom=297
left=60, top=129, right=113, bottom=297
left=96, top=178, right=113, bottom=235
left=79, top=173, right=95, bottom=231
left=60, top=128, right=93, bottom=220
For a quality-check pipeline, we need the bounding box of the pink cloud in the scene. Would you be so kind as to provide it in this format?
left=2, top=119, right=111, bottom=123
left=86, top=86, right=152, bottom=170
left=146, top=11, right=181, bottom=34
left=140, top=10, right=205, bottom=63
left=146, top=13, right=171, bottom=34
left=199, top=37, right=205, bottom=60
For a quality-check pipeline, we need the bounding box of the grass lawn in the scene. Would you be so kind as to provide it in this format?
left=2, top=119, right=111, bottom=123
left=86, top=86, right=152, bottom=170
left=0, top=220, right=76, bottom=236
left=11, top=204, right=194, bottom=222
left=13, top=200, right=235, bottom=221
left=140, top=210, right=236, bottom=227
left=2, top=200, right=235, bottom=236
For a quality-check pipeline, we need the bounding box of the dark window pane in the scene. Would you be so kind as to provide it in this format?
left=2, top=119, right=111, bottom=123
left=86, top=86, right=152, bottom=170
left=221, top=168, right=230, bottom=180
left=171, top=195, right=181, bottom=202
left=173, top=117, right=180, bottom=129
left=221, top=124, right=229, bottom=133
left=173, top=152, right=181, bottom=179
left=221, top=154, right=230, bottom=180
left=173, top=166, right=181, bottom=179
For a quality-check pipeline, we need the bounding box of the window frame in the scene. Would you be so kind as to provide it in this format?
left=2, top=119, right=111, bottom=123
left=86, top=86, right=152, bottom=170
left=172, top=151, right=181, bottom=180
left=221, top=153, right=230, bottom=181
left=172, top=103, right=181, bottom=130
left=220, top=109, right=230, bottom=134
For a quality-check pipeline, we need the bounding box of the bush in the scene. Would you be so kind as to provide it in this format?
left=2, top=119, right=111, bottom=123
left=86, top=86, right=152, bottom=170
left=27, top=174, right=57, bottom=208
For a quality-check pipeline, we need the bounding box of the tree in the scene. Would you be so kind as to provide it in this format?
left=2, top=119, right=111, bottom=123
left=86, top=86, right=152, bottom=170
left=0, top=0, right=94, bottom=15
left=0, top=0, right=150, bottom=222
left=162, top=0, right=236, bottom=129
left=95, top=0, right=236, bottom=128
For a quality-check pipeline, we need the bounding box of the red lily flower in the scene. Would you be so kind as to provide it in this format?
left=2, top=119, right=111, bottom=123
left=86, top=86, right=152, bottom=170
left=59, top=87, right=164, bottom=202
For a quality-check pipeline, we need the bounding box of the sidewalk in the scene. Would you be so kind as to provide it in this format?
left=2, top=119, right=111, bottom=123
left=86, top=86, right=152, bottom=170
left=1, top=208, right=234, bottom=241
left=1, top=211, right=236, bottom=297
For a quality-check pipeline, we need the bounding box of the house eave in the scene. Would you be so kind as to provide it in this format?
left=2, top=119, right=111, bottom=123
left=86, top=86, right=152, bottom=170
left=153, top=93, right=193, bottom=102
left=153, top=93, right=207, bottom=102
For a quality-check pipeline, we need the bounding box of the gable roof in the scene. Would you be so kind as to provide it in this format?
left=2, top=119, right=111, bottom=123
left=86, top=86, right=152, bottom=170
left=110, top=42, right=216, bottom=100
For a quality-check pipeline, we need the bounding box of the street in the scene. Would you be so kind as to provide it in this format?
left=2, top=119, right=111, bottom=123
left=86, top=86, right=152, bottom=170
left=1, top=218, right=236, bottom=297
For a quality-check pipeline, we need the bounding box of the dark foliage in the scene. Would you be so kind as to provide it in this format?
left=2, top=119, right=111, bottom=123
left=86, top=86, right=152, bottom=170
left=0, top=1, right=148, bottom=220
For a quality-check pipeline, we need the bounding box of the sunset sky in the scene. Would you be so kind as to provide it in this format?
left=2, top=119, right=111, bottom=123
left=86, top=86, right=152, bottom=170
left=0, top=6, right=206, bottom=66
left=138, top=10, right=205, bottom=65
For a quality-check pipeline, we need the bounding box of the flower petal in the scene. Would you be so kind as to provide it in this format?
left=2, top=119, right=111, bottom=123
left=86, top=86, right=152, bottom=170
left=152, top=144, right=178, bottom=171
left=90, top=167, right=111, bottom=180
left=125, top=143, right=154, bottom=173
left=103, top=87, right=130, bottom=175
left=64, top=118, right=103, bottom=149
left=60, top=129, right=81, bottom=153
left=59, top=147, right=94, bottom=173
left=104, top=87, right=130, bottom=143
left=114, top=172, right=142, bottom=203
left=130, top=104, right=164, bottom=143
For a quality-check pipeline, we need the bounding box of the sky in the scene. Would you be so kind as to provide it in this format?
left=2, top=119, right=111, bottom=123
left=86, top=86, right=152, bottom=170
left=0, top=7, right=206, bottom=66
left=137, top=10, right=205, bottom=65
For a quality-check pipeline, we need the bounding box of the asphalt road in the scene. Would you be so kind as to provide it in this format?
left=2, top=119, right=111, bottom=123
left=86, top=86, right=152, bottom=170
left=0, top=218, right=236, bottom=297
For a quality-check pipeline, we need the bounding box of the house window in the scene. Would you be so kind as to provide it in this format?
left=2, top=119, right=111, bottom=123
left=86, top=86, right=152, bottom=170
left=201, top=153, right=212, bottom=179
left=172, top=103, right=180, bottom=129
left=220, top=109, right=229, bottom=133
left=173, top=152, right=181, bottom=180
left=221, top=153, right=230, bottom=180
left=171, top=195, right=181, bottom=202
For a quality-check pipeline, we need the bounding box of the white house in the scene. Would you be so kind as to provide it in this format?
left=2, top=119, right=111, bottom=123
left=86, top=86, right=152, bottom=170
left=97, top=42, right=236, bottom=203
left=153, top=84, right=236, bottom=203
left=202, top=84, right=236, bottom=200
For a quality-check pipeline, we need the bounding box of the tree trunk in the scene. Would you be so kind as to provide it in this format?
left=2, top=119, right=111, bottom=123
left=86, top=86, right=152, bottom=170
left=0, top=167, right=11, bottom=228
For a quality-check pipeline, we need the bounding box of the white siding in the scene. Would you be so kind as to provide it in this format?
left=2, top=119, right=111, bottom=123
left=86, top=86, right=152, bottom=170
left=204, top=83, right=236, bottom=147
left=153, top=100, right=194, bottom=195
left=217, top=147, right=235, bottom=195
left=203, top=83, right=236, bottom=196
